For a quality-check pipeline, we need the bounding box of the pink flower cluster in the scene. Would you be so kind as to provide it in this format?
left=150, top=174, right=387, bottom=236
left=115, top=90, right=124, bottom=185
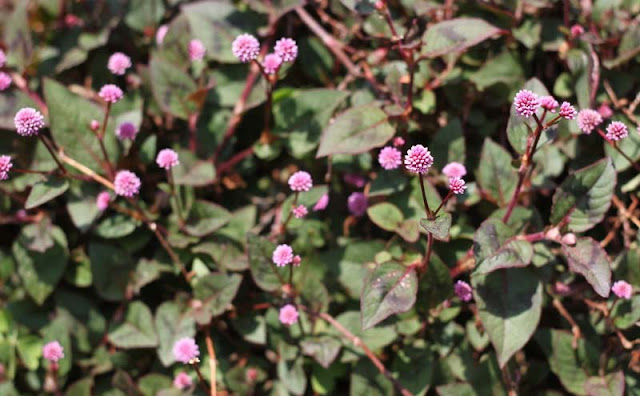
left=513, top=89, right=540, bottom=118
left=115, top=121, right=138, bottom=141
left=611, top=280, right=633, bottom=299
left=442, top=162, right=466, bottom=178
left=0, top=155, right=12, bottom=180
left=448, top=177, right=466, bottom=195
left=404, top=144, right=433, bottom=174
left=173, top=337, right=200, bottom=364
left=292, top=204, right=308, bottom=219
left=576, top=109, right=602, bottom=134
left=99, top=84, right=123, bottom=104
left=232, top=34, right=298, bottom=75
left=558, top=102, right=577, bottom=120
left=43, top=341, right=64, bottom=363
left=114, top=170, right=141, bottom=197
left=14, top=107, right=45, bottom=136
left=96, top=191, right=111, bottom=210
left=605, top=121, right=628, bottom=141
left=313, top=193, right=329, bottom=211
left=273, top=244, right=293, bottom=267
left=279, top=304, right=299, bottom=326
left=288, top=171, right=313, bottom=192
left=0, top=72, right=11, bottom=91
left=188, top=39, right=206, bottom=61
left=173, top=372, right=192, bottom=389
left=107, top=52, right=132, bottom=75
left=378, top=146, right=402, bottom=170
left=232, top=34, right=260, bottom=63
left=348, top=192, right=368, bottom=217
left=454, top=280, right=473, bottom=301
left=156, top=149, right=180, bottom=170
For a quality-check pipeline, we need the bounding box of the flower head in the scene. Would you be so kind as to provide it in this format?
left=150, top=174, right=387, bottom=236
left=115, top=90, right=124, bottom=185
left=263, top=53, right=282, bottom=75
left=115, top=121, right=138, bottom=141
left=96, top=191, right=111, bottom=211
left=378, top=146, right=402, bottom=170
left=42, top=341, right=64, bottom=363
left=156, top=149, right=180, bottom=170
left=576, top=109, right=602, bottom=134
left=559, top=102, right=577, bottom=120
left=606, top=121, right=628, bottom=141
left=449, top=177, right=467, bottom=195
left=14, top=107, right=45, bottom=137
left=292, top=255, right=301, bottom=267
left=347, top=192, right=368, bottom=217
left=98, top=84, right=123, bottom=104
left=442, top=162, right=467, bottom=178
left=404, top=144, right=433, bottom=174
left=598, top=103, right=613, bottom=119
left=292, top=204, right=308, bottom=219
left=571, top=24, right=584, bottom=38
left=0, top=156, right=12, bottom=180
left=90, top=120, right=100, bottom=131
left=540, top=96, right=559, bottom=112
left=107, top=52, right=132, bottom=75
left=279, top=304, right=299, bottom=326
left=173, top=337, right=200, bottom=364
left=454, top=280, right=473, bottom=302
left=114, top=170, right=141, bottom=197
left=611, top=280, right=633, bottom=299
left=272, top=244, right=293, bottom=267
left=288, top=171, right=313, bottom=192
left=513, top=89, right=540, bottom=118
left=274, top=38, right=298, bottom=63
left=188, top=39, right=206, bottom=61
left=173, top=372, right=192, bottom=390
left=393, top=136, right=405, bottom=147
left=344, top=173, right=366, bottom=188
left=313, top=193, right=329, bottom=211
left=232, top=34, right=260, bottom=63
left=156, top=25, right=169, bottom=45
left=0, top=72, right=12, bottom=91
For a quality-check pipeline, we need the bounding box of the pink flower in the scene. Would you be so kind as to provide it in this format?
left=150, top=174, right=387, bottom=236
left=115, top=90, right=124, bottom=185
left=188, top=39, right=206, bottom=61
left=90, top=120, right=100, bottom=131
left=272, top=244, right=293, bottom=267
left=96, top=191, right=111, bottom=210
left=156, top=149, right=180, bottom=170
left=263, top=53, right=282, bottom=75
left=598, top=103, right=613, bottom=119
left=288, top=171, right=313, bottom=192
left=378, top=146, right=402, bottom=170
left=246, top=368, right=258, bottom=382
left=611, top=280, right=633, bottom=299
left=115, top=121, right=138, bottom=140
left=292, top=204, right=308, bottom=219
left=274, top=38, right=298, bottom=63
left=347, top=192, right=368, bottom=217
left=173, top=337, right=200, bottom=364
left=173, top=372, right=192, bottom=389
left=554, top=281, right=571, bottom=295
left=14, top=107, right=45, bottom=136
left=313, top=193, right=329, bottom=211
left=449, top=177, right=466, bottom=195
left=576, top=109, right=602, bottom=134
left=0, top=49, right=5, bottom=67
left=0, top=155, right=12, bottom=180
left=606, top=121, right=628, bottom=141
left=114, top=170, right=141, bottom=197
left=540, top=96, right=559, bottom=112
left=344, top=173, right=366, bottom=188
left=232, top=34, right=260, bottom=63
left=442, top=162, right=467, bottom=178
left=393, top=136, right=405, bottom=147
left=292, top=255, right=301, bottom=267
left=513, top=89, right=540, bottom=118
left=42, top=341, right=64, bottom=363
left=279, top=304, right=299, bottom=326
left=571, top=24, right=584, bottom=38
left=454, top=280, right=473, bottom=302
left=156, top=25, right=169, bottom=45
left=404, top=144, right=433, bottom=174
left=0, top=72, right=12, bottom=91
left=559, top=102, right=577, bottom=120
left=107, top=52, right=132, bottom=75
left=98, top=84, right=123, bottom=104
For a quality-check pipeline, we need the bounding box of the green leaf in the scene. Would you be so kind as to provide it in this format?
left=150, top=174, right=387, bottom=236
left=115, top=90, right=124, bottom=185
left=66, top=379, right=94, bottom=396
left=89, top=242, right=132, bottom=302
left=476, top=138, right=518, bottom=206
left=150, top=58, right=197, bottom=119
left=184, top=200, right=232, bottom=237
left=472, top=268, right=543, bottom=367
left=316, top=104, right=394, bottom=158
left=192, top=273, right=242, bottom=324
left=367, top=202, right=403, bottom=232
left=108, top=301, right=158, bottom=349
left=333, top=311, right=397, bottom=361
left=470, top=52, right=524, bottom=92
left=535, top=328, right=589, bottom=395
left=562, top=237, right=611, bottom=297
left=612, top=295, right=640, bottom=329
left=25, top=178, right=69, bottom=209
left=278, top=353, right=307, bottom=396
left=125, top=0, right=165, bottom=32
left=422, top=18, right=501, bottom=57
left=550, top=158, right=615, bottom=232
left=171, top=150, right=216, bottom=186
left=350, top=359, right=394, bottom=396
left=361, top=262, right=418, bottom=330
left=473, top=219, right=516, bottom=262
left=94, top=213, right=138, bottom=239
left=584, top=371, right=625, bottom=396
left=418, top=255, right=453, bottom=309
left=431, top=118, right=466, bottom=169
left=3, top=2, right=32, bottom=71
left=397, top=220, right=419, bottom=243
left=16, top=335, right=42, bottom=370
left=301, top=336, right=342, bottom=369
left=506, top=78, right=554, bottom=154
left=420, top=213, right=452, bottom=241
left=392, top=344, right=433, bottom=396
left=155, top=302, right=196, bottom=366
left=475, top=240, right=534, bottom=275
left=247, top=234, right=287, bottom=292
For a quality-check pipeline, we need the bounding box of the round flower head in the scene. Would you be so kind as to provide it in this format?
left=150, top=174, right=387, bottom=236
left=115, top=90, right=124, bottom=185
left=173, top=372, right=192, bottom=390
left=279, top=304, right=299, bottom=326
left=378, top=146, right=402, bottom=170
left=96, top=191, right=111, bottom=211
left=344, top=173, right=366, bottom=188
left=98, top=84, right=123, bottom=104
left=90, top=119, right=100, bottom=131
left=449, top=177, right=467, bottom=195
left=156, top=149, right=180, bottom=170
left=513, top=89, right=540, bottom=118
left=576, top=109, right=602, bottom=134
left=232, top=33, right=260, bottom=63
left=42, top=341, right=64, bottom=363
left=114, top=170, right=141, bottom=197
left=115, top=121, right=138, bottom=141
left=611, top=281, right=633, bottom=299
left=347, top=192, right=368, bottom=217
left=272, top=244, right=293, bottom=267
left=107, top=52, right=132, bottom=75
left=274, top=38, right=298, bottom=63
left=288, top=171, right=313, bottom=192
left=404, top=144, right=433, bottom=174
left=292, top=255, right=302, bottom=267
left=606, top=121, right=628, bottom=141
left=571, top=24, right=584, bottom=38
left=14, top=107, right=45, bottom=137
left=454, top=280, right=473, bottom=302
left=0, top=72, right=11, bottom=91
left=188, top=39, right=206, bottom=61
left=292, top=204, right=308, bottom=219
left=0, top=49, right=5, bottom=67
left=156, top=25, right=169, bottom=45
left=0, top=155, right=12, bottom=180
left=559, top=102, right=577, bottom=120
left=442, top=162, right=467, bottom=178
left=540, top=96, right=559, bottom=112
left=172, top=337, right=200, bottom=364
left=313, top=193, right=329, bottom=211
left=598, top=103, right=613, bottom=119
left=393, top=136, right=405, bottom=147
left=263, top=53, right=282, bottom=75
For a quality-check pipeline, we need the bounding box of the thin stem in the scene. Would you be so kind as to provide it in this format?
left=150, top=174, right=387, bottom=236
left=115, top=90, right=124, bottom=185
left=205, top=331, right=217, bottom=396
left=97, top=103, right=115, bottom=178
left=280, top=192, right=299, bottom=236
left=552, top=298, right=581, bottom=348
left=38, top=135, right=67, bottom=175
left=418, top=175, right=432, bottom=218
left=434, top=191, right=453, bottom=215
left=58, top=150, right=115, bottom=189
left=192, top=363, right=212, bottom=395
left=421, top=232, right=433, bottom=272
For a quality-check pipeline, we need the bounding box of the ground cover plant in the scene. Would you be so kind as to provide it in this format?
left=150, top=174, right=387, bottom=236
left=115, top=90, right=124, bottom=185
left=0, top=0, right=639, bottom=395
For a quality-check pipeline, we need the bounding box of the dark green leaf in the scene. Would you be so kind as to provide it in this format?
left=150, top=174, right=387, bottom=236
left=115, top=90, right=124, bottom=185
left=475, top=240, right=534, bottom=275
left=422, top=18, right=501, bottom=57
left=476, top=138, right=517, bottom=206
left=193, top=273, right=242, bottom=324
left=367, top=202, right=403, bottom=232
left=420, top=213, right=452, bottom=241
left=562, top=237, right=611, bottom=297
left=155, top=301, right=196, bottom=366
left=584, top=371, right=625, bottom=396
left=247, top=234, right=287, bottom=292
left=25, top=178, right=69, bottom=209
left=184, top=200, right=232, bottom=237
left=535, top=328, right=589, bottom=395
left=108, top=301, right=159, bottom=349
left=301, top=336, right=342, bottom=368
left=150, top=58, right=197, bottom=119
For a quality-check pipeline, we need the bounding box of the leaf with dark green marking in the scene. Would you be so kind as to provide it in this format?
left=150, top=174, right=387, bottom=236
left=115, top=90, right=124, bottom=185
left=562, top=237, right=611, bottom=297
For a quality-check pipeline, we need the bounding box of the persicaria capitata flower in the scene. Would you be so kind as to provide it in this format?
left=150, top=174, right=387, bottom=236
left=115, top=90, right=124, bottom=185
left=173, top=372, right=192, bottom=389
left=313, top=193, right=329, bottom=211
left=232, top=34, right=260, bottom=63
left=188, top=39, right=206, bottom=61
left=611, top=280, right=633, bottom=299
left=576, top=109, right=602, bottom=134
left=279, top=304, right=299, bottom=326
left=107, top=52, right=132, bottom=75
left=347, top=192, right=368, bottom=217
left=98, top=84, right=123, bottom=104
left=454, top=280, right=473, bottom=302
left=292, top=255, right=301, bottom=266
left=344, top=173, right=366, bottom=188
left=449, top=177, right=467, bottom=195
left=272, top=244, right=293, bottom=267
left=156, top=25, right=169, bottom=45
left=570, top=24, right=584, bottom=38
left=172, top=337, right=200, bottom=364
left=0, top=72, right=11, bottom=91
left=442, top=162, right=467, bottom=178
left=378, top=146, right=402, bottom=170
left=539, top=96, right=558, bottom=112
left=114, top=170, right=141, bottom=197
left=288, top=171, right=312, bottom=192
left=14, top=107, right=45, bottom=137
left=274, top=38, right=298, bottom=62
left=156, top=149, right=180, bottom=170
left=262, top=53, right=282, bottom=75
left=42, top=341, right=64, bottom=362
left=598, top=103, right=613, bottom=119
left=90, top=120, right=100, bottom=131
left=404, top=144, right=433, bottom=174
left=605, top=121, right=628, bottom=141
left=0, top=155, right=12, bottom=180
left=292, top=204, right=308, bottom=219
left=558, top=102, right=577, bottom=120
left=393, top=136, right=405, bottom=147
left=513, top=89, right=540, bottom=118
left=96, top=191, right=111, bottom=210
left=115, top=121, right=138, bottom=140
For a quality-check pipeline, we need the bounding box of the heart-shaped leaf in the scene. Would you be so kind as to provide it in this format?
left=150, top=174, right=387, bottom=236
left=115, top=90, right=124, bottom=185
left=422, top=18, right=501, bottom=57
left=562, top=237, right=611, bottom=297
left=420, top=212, right=452, bottom=241
left=108, top=301, right=159, bottom=349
